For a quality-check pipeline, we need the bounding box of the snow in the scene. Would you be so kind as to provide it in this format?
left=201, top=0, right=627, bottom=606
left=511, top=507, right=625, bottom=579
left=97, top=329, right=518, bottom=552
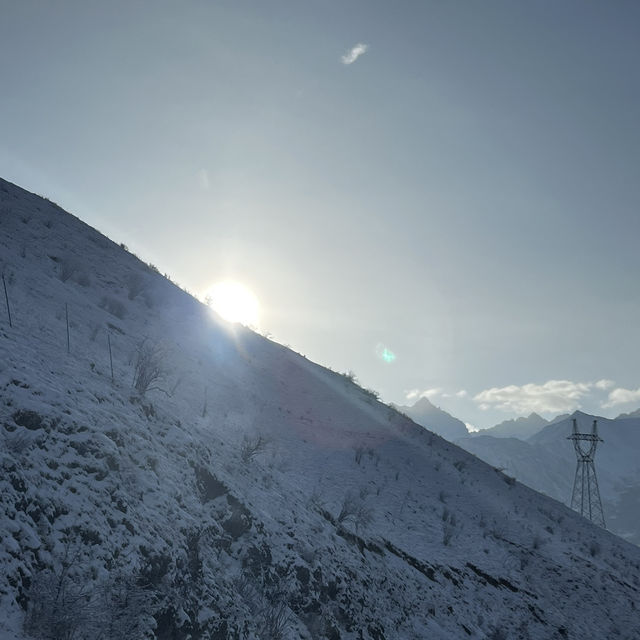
left=1, top=176, right=640, bottom=639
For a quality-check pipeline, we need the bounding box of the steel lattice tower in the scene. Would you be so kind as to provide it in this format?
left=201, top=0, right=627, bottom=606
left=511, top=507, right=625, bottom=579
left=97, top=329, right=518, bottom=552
left=568, top=418, right=605, bottom=528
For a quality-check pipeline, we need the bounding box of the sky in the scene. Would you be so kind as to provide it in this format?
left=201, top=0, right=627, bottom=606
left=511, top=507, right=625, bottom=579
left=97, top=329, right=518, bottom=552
left=1, top=0, right=640, bottom=429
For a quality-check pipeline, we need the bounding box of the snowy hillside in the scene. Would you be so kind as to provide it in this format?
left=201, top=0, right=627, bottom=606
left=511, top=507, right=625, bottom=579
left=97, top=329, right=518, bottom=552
left=1, top=177, right=640, bottom=640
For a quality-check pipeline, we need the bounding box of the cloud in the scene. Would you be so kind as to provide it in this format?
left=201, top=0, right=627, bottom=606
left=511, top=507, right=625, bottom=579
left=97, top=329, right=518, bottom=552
left=473, top=380, right=593, bottom=415
left=406, top=388, right=467, bottom=402
left=595, top=379, right=615, bottom=391
left=603, top=387, right=640, bottom=408
left=341, top=43, right=368, bottom=65
left=405, top=388, right=441, bottom=401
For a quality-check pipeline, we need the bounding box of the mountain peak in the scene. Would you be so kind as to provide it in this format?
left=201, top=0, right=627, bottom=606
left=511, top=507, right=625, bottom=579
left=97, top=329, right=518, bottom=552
left=396, top=396, right=468, bottom=440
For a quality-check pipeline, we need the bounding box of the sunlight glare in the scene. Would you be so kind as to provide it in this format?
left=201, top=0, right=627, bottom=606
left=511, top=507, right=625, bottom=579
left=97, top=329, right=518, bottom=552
left=206, top=281, right=259, bottom=326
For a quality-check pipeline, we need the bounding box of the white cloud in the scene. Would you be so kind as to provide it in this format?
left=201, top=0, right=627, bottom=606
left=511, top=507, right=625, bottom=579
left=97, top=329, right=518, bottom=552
left=406, top=388, right=466, bottom=402
left=473, top=380, right=592, bottom=415
left=603, top=387, right=640, bottom=408
left=595, top=379, right=615, bottom=391
left=341, top=43, right=368, bottom=65
left=405, top=388, right=441, bottom=401
left=465, top=422, right=480, bottom=433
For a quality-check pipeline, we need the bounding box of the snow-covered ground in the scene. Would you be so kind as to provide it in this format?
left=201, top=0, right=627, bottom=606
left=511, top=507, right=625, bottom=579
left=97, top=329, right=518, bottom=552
left=1, top=177, right=640, bottom=639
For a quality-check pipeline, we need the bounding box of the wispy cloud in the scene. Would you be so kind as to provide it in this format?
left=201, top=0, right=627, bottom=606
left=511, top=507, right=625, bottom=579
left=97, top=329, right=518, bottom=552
left=595, top=379, right=615, bottom=391
left=603, top=386, right=640, bottom=408
left=341, top=43, right=368, bottom=65
left=474, top=380, right=592, bottom=414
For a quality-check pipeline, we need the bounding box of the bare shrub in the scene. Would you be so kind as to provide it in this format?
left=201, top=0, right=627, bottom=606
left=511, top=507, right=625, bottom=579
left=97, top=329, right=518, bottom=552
left=25, top=554, right=153, bottom=640
left=131, top=339, right=166, bottom=396
left=89, top=324, right=101, bottom=342
left=99, top=296, right=127, bottom=319
left=307, top=488, right=325, bottom=511
left=337, top=492, right=359, bottom=524
left=125, top=272, right=148, bottom=301
left=95, top=570, right=155, bottom=640
left=235, top=572, right=292, bottom=640
left=76, top=271, right=91, bottom=287
left=259, top=599, right=292, bottom=640
left=24, top=541, right=92, bottom=640
left=2, top=429, right=34, bottom=455
left=240, top=434, right=270, bottom=462
left=442, top=508, right=457, bottom=546
left=58, top=255, right=81, bottom=283
left=353, top=502, right=373, bottom=533
left=24, top=568, right=91, bottom=640
left=336, top=492, right=373, bottom=532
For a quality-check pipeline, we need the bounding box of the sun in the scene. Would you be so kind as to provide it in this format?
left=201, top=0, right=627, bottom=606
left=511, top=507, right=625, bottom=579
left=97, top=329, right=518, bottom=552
left=206, top=281, right=259, bottom=326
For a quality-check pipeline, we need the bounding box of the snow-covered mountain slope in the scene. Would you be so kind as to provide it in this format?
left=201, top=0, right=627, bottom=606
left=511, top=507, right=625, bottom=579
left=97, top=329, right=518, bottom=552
left=394, top=397, right=468, bottom=441
left=1, top=177, right=640, bottom=640
left=471, top=413, right=549, bottom=440
left=457, top=411, right=640, bottom=545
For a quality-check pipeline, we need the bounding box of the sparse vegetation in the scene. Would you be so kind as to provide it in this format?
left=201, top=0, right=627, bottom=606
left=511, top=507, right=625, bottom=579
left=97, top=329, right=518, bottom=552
left=58, top=255, right=82, bottom=282
left=240, top=433, right=270, bottom=462
left=125, top=272, right=148, bottom=301
left=131, top=339, right=166, bottom=396
left=99, top=296, right=127, bottom=319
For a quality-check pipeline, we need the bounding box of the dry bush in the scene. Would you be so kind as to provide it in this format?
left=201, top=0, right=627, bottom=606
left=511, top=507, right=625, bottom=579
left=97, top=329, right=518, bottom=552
left=240, top=434, right=270, bottom=462
left=58, top=256, right=78, bottom=282
left=131, top=339, right=166, bottom=396
left=99, top=296, right=127, bottom=319
left=125, top=272, right=148, bottom=301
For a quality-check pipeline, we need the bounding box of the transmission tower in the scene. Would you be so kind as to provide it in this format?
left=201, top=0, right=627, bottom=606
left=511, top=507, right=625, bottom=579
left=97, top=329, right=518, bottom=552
left=568, top=418, right=605, bottom=528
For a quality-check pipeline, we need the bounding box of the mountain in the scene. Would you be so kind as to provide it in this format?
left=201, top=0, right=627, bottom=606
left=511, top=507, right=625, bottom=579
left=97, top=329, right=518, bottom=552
left=394, top=397, right=469, bottom=441
left=473, top=413, right=549, bottom=440
left=616, top=407, right=640, bottom=419
left=1, top=177, right=640, bottom=639
left=457, top=410, right=640, bottom=545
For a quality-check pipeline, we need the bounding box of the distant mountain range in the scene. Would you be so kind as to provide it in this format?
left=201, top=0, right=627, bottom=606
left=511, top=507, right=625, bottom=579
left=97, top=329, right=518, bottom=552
left=471, top=412, right=549, bottom=439
left=400, top=397, right=640, bottom=545
left=462, top=410, right=640, bottom=544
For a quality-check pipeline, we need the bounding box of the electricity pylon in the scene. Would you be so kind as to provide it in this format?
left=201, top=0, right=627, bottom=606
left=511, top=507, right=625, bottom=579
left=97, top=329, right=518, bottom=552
left=568, top=418, right=605, bottom=528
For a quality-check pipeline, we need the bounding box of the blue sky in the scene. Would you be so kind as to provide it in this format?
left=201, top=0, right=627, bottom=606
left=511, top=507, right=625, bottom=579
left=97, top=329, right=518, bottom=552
left=2, top=1, right=640, bottom=428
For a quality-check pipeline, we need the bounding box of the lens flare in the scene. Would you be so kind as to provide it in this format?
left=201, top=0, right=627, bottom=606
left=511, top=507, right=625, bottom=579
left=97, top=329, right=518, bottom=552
left=375, top=343, right=396, bottom=363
